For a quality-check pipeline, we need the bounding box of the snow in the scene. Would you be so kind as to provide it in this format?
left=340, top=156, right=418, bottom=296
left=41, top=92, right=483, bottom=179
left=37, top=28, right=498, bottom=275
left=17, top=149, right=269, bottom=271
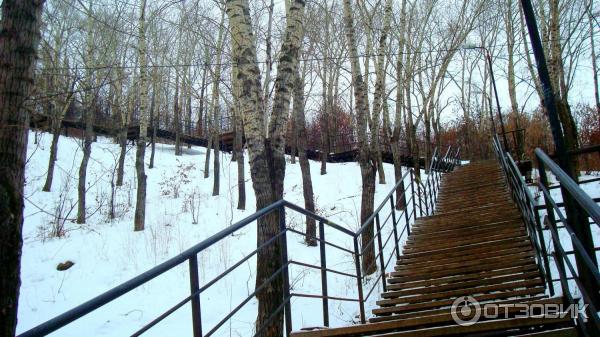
left=18, top=131, right=415, bottom=336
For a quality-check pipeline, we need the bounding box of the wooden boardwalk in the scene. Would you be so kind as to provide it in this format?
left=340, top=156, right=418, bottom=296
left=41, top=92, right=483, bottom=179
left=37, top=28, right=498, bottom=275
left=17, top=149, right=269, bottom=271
left=30, top=114, right=424, bottom=166
left=292, top=161, right=577, bottom=336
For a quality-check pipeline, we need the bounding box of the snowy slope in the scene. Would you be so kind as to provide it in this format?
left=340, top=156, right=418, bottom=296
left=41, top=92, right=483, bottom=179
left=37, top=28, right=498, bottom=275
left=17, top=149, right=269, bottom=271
left=18, top=131, right=409, bottom=336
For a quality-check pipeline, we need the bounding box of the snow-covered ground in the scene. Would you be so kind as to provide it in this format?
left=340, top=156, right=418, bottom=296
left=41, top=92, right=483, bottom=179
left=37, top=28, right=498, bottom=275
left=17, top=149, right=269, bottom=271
left=18, top=131, right=413, bottom=336
left=18, top=130, right=600, bottom=336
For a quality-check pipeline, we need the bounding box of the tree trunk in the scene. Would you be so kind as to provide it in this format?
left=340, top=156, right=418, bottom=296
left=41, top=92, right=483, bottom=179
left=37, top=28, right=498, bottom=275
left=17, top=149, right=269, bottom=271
left=0, top=1, right=44, bottom=335
left=174, top=73, right=182, bottom=156
left=392, top=0, right=408, bottom=210
left=232, top=58, right=246, bottom=210
left=294, top=69, right=316, bottom=246
left=116, top=124, right=127, bottom=186
left=589, top=1, right=600, bottom=116
left=42, top=120, right=61, bottom=192
left=134, top=0, right=148, bottom=232
left=197, top=61, right=208, bottom=137
left=343, top=0, right=376, bottom=276
left=149, top=77, right=157, bottom=169
left=320, top=72, right=328, bottom=175
left=204, top=135, right=212, bottom=178
left=211, top=11, right=226, bottom=196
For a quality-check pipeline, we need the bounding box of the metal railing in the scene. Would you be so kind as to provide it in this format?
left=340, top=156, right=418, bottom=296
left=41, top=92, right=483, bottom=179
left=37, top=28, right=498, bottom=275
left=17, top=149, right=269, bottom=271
left=492, top=135, right=600, bottom=336
left=19, top=148, right=460, bottom=337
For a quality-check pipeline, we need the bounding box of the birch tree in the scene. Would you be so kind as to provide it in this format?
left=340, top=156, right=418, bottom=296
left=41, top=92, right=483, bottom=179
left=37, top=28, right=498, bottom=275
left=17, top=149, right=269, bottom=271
left=134, top=0, right=148, bottom=231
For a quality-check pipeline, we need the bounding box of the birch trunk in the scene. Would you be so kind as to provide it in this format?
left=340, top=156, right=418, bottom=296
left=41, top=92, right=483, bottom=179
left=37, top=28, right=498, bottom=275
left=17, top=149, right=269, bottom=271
left=134, top=0, right=148, bottom=231
left=343, top=0, right=376, bottom=276
left=212, top=11, right=226, bottom=196
left=77, top=5, right=96, bottom=224
left=294, top=68, right=316, bottom=245
left=227, top=0, right=306, bottom=333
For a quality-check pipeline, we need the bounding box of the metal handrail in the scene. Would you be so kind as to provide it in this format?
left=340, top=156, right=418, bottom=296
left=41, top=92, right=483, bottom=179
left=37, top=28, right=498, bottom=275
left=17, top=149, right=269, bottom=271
left=19, top=148, right=461, bottom=337
left=492, top=135, right=600, bottom=335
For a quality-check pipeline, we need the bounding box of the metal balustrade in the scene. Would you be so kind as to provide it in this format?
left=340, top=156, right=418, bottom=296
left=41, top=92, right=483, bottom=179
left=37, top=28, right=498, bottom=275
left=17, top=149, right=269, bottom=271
left=19, top=147, right=460, bottom=337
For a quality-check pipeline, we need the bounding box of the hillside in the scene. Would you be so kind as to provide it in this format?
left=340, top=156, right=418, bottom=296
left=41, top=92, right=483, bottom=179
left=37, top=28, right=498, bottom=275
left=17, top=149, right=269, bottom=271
left=18, top=131, right=406, bottom=336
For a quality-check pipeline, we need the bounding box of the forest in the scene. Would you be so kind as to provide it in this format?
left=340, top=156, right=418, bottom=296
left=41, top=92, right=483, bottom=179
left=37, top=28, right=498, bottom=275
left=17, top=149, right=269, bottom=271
left=0, top=0, right=599, bottom=336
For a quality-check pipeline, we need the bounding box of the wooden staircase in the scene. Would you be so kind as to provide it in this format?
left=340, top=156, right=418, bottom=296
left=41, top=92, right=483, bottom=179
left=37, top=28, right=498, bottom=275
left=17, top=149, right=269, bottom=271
left=292, top=161, right=578, bottom=337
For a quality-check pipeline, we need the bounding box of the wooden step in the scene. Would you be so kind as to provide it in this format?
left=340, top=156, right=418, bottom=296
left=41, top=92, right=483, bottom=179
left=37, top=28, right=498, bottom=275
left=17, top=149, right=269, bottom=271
left=370, top=315, right=573, bottom=337
left=401, top=235, right=530, bottom=258
left=404, top=227, right=527, bottom=249
left=393, top=251, right=535, bottom=276
left=378, top=278, right=543, bottom=306
left=372, top=287, right=545, bottom=316
left=369, top=296, right=555, bottom=323
left=387, top=265, right=540, bottom=290
left=395, top=245, right=533, bottom=269
left=409, top=217, right=522, bottom=237
left=291, top=298, right=567, bottom=337
left=384, top=271, right=541, bottom=297
left=516, top=327, right=579, bottom=336
left=388, top=257, right=536, bottom=283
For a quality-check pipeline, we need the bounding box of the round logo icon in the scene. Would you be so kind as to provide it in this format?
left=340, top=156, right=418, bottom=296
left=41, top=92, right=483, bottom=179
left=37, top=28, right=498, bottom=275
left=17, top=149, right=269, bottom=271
left=451, top=296, right=481, bottom=326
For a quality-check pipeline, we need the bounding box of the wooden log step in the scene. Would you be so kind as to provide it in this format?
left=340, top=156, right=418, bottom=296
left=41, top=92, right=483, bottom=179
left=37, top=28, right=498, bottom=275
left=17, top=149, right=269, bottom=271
left=382, top=270, right=542, bottom=300
left=368, top=296, right=557, bottom=324
left=378, top=278, right=544, bottom=306
left=290, top=298, right=566, bottom=337
left=409, top=217, right=522, bottom=237
left=416, top=203, right=513, bottom=220
left=387, top=264, right=540, bottom=291
left=516, top=327, right=579, bottom=336
left=370, top=315, right=572, bottom=337
left=394, top=250, right=535, bottom=274
left=436, top=181, right=505, bottom=193
left=388, top=257, right=536, bottom=283
left=413, top=209, right=520, bottom=228
left=371, top=287, right=545, bottom=316
left=402, top=232, right=528, bottom=254
left=395, top=245, right=533, bottom=270
left=399, top=236, right=530, bottom=259
left=405, top=223, right=527, bottom=249
left=436, top=193, right=511, bottom=205
left=407, top=221, right=522, bottom=242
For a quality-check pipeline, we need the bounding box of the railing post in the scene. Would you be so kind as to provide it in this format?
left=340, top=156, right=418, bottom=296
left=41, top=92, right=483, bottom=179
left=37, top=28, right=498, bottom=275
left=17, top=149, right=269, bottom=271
left=534, top=206, right=554, bottom=296
left=189, top=255, right=202, bottom=337
left=423, top=183, right=429, bottom=216
left=537, top=159, right=570, bottom=300
left=278, top=207, right=292, bottom=337
left=318, top=221, right=329, bottom=327
left=375, top=214, right=387, bottom=292
left=390, top=197, right=400, bottom=259
left=410, top=170, right=417, bottom=221
left=353, top=236, right=366, bottom=324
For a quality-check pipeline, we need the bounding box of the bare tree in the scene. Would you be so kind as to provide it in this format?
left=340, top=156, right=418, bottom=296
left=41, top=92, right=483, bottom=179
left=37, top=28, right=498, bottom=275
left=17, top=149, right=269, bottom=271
left=134, top=0, right=148, bottom=231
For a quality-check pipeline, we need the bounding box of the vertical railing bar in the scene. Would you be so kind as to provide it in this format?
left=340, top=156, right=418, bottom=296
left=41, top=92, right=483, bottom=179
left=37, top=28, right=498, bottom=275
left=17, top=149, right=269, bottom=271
left=318, top=221, right=329, bottom=327
left=410, top=169, right=417, bottom=222
left=189, top=255, right=202, bottom=337
left=534, top=206, right=555, bottom=296
left=390, top=196, right=400, bottom=259
left=278, top=207, right=292, bottom=337
left=538, top=157, right=571, bottom=301
left=353, top=236, right=366, bottom=324
left=375, top=214, right=387, bottom=293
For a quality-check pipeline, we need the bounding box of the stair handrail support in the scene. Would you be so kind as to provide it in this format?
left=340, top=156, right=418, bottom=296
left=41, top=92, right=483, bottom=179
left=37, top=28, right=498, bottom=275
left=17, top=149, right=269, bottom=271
left=492, top=134, right=600, bottom=334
